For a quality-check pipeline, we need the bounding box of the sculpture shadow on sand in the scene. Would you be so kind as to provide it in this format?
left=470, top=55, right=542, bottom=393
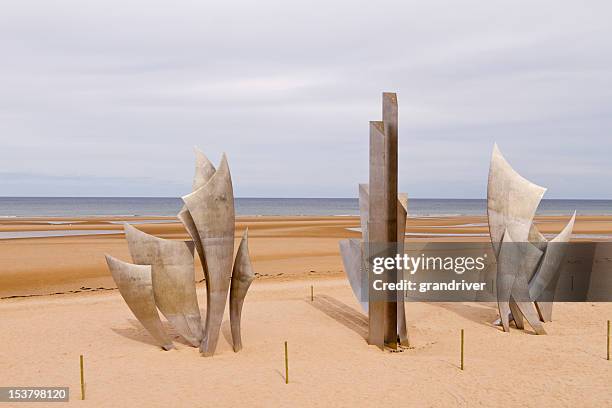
left=307, top=295, right=369, bottom=340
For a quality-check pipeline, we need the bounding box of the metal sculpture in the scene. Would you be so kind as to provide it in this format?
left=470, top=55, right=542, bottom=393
left=106, top=148, right=255, bottom=356
left=105, top=255, right=174, bottom=350
left=496, top=230, right=546, bottom=334
left=339, top=238, right=368, bottom=313
left=487, top=144, right=576, bottom=333
left=340, top=184, right=409, bottom=344
left=396, top=194, right=409, bottom=345
left=124, top=224, right=203, bottom=346
left=339, top=92, right=409, bottom=349
left=182, top=153, right=235, bottom=356
left=529, top=213, right=576, bottom=321
left=229, top=228, right=255, bottom=352
left=178, top=147, right=216, bottom=266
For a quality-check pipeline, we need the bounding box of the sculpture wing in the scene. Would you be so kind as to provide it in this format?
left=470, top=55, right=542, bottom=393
left=339, top=238, right=368, bottom=313
left=192, top=146, right=217, bottom=191
left=182, top=153, right=235, bottom=356
left=487, top=144, right=546, bottom=257
left=105, top=254, right=174, bottom=350
left=230, top=228, right=255, bottom=352
left=124, top=224, right=203, bottom=346
left=530, top=212, right=576, bottom=321
left=496, top=230, right=543, bottom=333
left=178, top=147, right=217, bottom=268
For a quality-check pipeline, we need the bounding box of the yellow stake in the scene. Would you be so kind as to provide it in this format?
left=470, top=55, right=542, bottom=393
left=80, top=355, right=85, bottom=400
left=607, top=320, right=610, bottom=361
left=284, top=341, right=289, bottom=384
left=460, top=329, right=464, bottom=370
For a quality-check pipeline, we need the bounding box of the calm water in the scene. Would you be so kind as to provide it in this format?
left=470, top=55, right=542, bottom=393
left=0, top=197, right=610, bottom=217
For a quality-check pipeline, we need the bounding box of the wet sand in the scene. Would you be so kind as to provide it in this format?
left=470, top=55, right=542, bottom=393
left=1, top=215, right=611, bottom=298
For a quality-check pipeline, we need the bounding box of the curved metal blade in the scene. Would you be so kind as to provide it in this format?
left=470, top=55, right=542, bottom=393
left=339, top=238, right=368, bottom=313
left=105, top=254, right=174, bottom=350
left=178, top=147, right=217, bottom=267
left=530, top=212, right=576, bottom=321
left=230, top=228, right=255, bottom=352
left=182, top=153, right=235, bottom=357
left=497, top=230, right=544, bottom=333
left=487, top=144, right=546, bottom=257
left=124, top=224, right=203, bottom=346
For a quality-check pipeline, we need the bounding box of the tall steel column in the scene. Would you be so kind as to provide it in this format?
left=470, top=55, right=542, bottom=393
left=368, top=92, right=399, bottom=349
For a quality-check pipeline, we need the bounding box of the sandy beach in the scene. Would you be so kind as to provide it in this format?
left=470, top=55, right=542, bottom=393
left=1, top=278, right=611, bottom=407
left=2, top=215, right=612, bottom=298
left=3, top=0, right=612, bottom=405
left=1, top=215, right=611, bottom=407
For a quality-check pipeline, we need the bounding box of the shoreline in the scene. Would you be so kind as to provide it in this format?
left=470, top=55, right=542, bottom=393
left=2, top=215, right=612, bottom=299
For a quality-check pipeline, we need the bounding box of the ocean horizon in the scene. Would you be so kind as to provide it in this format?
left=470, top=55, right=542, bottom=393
left=0, top=197, right=610, bottom=217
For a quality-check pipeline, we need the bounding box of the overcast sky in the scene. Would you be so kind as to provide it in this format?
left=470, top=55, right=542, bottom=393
left=0, top=0, right=611, bottom=198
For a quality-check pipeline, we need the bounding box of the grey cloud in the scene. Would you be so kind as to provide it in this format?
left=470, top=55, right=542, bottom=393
left=0, top=0, right=611, bottom=198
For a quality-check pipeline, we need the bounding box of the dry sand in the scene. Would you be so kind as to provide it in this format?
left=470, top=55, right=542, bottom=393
left=1, top=215, right=611, bottom=406
left=1, top=280, right=611, bottom=407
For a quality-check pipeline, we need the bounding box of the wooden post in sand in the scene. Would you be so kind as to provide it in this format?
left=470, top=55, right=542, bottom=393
left=460, top=330, right=464, bottom=370
left=311, top=285, right=313, bottom=301
left=607, top=320, right=610, bottom=361
left=79, top=354, right=85, bottom=400
left=284, top=341, right=289, bottom=384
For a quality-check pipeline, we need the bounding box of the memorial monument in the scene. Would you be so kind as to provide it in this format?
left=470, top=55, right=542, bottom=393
left=339, top=92, right=409, bottom=350
left=487, top=144, right=575, bottom=333
left=105, top=149, right=254, bottom=355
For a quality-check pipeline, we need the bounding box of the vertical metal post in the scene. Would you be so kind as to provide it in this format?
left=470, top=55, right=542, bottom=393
left=367, top=92, right=399, bottom=350
left=368, top=121, right=387, bottom=349
left=382, top=92, right=398, bottom=349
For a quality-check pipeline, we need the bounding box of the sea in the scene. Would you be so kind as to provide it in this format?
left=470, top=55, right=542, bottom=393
left=0, top=197, right=611, bottom=217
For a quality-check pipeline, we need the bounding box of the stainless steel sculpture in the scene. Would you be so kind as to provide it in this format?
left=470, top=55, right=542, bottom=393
left=488, top=144, right=547, bottom=257
left=496, top=230, right=546, bottom=334
left=106, top=148, right=255, bottom=356
left=340, top=184, right=409, bottom=344
left=339, top=238, right=368, bottom=313
left=396, top=194, right=409, bottom=345
left=178, top=147, right=216, bottom=266
left=487, top=144, right=576, bottom=333
left=229, top=228, right=255, bottom=352
left=105, top=254, right=174, bottom=350
left=529, top=212, right=576, bottom=322
left=124, top=224, right=203, bottom=346
left=339, top=92, right=408, bottom=349
left=182, top=153, right=235, bottom=356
